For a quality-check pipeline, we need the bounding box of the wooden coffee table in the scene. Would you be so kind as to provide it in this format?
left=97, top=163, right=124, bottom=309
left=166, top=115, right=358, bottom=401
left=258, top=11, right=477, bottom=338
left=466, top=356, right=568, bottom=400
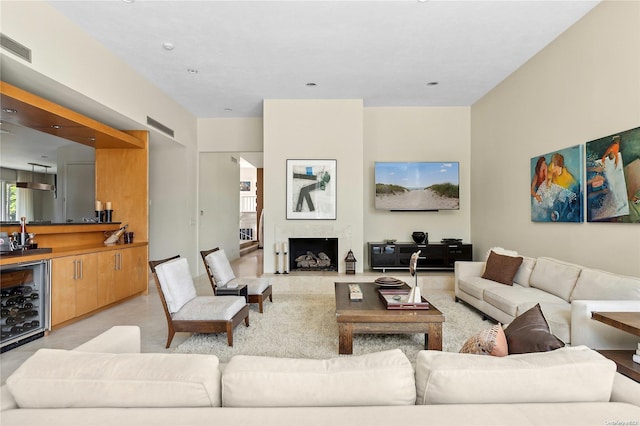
left=334, top=282, right=444, bottom=355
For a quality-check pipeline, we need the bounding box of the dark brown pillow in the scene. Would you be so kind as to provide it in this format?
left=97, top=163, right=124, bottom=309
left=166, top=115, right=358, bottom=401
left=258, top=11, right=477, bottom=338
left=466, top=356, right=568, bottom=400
left=481, top=251, right=524, bottom=285
left=504, top=304, right=565, bottom=354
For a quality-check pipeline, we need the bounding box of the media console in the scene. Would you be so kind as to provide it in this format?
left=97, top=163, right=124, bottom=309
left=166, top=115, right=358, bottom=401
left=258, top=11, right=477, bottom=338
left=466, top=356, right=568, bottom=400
left=369, top=242, right=472, bottom=272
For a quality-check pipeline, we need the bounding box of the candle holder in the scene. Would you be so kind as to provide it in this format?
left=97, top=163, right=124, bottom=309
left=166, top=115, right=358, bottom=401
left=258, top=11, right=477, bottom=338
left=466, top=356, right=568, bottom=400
left=95, top=210, right=103, bottom=223
left=105, top=210, right=113, bottom=223
left=283, top=249, right=289, bottom=274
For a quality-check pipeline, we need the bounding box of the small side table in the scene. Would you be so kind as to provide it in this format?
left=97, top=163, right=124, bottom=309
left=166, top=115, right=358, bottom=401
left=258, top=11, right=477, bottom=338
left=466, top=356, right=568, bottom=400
left=216, top=284, right=248, bottom=302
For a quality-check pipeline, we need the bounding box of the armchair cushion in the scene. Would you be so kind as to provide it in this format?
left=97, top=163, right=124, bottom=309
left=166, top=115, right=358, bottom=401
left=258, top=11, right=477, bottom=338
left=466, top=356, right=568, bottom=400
left=205, top=249, right=236, bottom=286
left=155, top=257, right=197, bottom=313
left=228, top=277, right=271, bottom=295
left=172, top=296, right=246, bottom=321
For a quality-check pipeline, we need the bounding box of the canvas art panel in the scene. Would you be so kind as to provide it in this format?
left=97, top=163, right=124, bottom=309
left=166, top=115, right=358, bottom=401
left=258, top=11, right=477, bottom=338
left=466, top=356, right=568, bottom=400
left=585, top=126, right=640, bottom=223
left=240, top=181, right=251, bottom=192
left=530, top=145, right=583, bottom=222
left=286, top=159, right=336, bottom=220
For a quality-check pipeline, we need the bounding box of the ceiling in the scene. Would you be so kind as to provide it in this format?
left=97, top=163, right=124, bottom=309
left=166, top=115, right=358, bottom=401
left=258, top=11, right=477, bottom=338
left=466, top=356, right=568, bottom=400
left=47, top=0, right=601, bottom=119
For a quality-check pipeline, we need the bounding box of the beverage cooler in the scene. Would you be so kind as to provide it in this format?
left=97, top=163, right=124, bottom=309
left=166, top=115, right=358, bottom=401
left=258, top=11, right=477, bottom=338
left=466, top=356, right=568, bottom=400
left=1, top=260, right=50, bottom=352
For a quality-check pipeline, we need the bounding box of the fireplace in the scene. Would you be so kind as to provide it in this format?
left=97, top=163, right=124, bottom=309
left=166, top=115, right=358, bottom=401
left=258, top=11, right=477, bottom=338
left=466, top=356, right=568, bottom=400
left=289, top=238, right=338, bottom=272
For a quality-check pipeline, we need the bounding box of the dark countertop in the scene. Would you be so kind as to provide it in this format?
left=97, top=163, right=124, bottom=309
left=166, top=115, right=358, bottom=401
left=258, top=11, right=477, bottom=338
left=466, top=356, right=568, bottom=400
left=1, top=222, right=121, bottom=226
left=0, top=248, right=53, bottom=258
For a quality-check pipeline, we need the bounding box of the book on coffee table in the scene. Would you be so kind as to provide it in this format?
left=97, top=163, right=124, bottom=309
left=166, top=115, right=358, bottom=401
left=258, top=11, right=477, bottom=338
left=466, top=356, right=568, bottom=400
left=378, top=289, right=430, bottom=310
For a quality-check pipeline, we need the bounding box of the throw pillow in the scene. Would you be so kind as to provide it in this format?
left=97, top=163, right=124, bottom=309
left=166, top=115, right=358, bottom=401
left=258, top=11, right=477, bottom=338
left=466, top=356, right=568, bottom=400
left=481, top=251, right=524, bottom=285
left=484, top=246, right=518, bottom=260
left=459, top=323, right=508, bottom=357
left=504, top=304, right=565, bottom=354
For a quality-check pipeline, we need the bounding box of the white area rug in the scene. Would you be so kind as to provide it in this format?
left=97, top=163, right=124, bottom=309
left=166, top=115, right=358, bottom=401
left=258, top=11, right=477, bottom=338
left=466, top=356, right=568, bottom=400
left=174, top=290, right=489, bottom=362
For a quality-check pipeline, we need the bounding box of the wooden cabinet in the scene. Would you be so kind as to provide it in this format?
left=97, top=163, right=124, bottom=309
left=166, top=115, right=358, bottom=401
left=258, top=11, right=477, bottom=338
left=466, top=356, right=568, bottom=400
left=125, top=245, right=148, bottom=295
left=51, top=254, right=98, bottom=326
left=51, top=246, right=148, bottom=328
left=369, top=242, right=472, bottom=272
left=98, top=245, right=148, bottom=306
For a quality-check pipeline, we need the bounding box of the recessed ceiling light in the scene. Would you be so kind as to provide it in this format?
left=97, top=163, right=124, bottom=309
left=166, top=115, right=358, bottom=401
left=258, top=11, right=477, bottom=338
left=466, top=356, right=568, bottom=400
left=2, top=108, right=17, bottom=113
left=427, top=81, right=439, bottom=86
left=187, top=68, right=198, bottom=74
left=51, top=125, right=62, bottom=129
left=306, top=82, right=317, bottom=87
left=162, top=42, right=174, bottom=51
left=122, top=0, right=135, bottom=3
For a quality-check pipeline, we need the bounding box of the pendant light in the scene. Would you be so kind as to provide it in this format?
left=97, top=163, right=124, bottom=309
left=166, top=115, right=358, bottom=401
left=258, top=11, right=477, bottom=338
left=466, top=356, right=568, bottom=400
left=16, top=163, right=55, bottom=191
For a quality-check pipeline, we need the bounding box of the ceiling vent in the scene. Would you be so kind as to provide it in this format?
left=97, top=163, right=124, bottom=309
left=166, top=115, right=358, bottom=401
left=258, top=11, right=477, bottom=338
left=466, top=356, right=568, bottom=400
left=146, top=116, right=174, bottom=138
left=0, top=33, right=32, bottom=63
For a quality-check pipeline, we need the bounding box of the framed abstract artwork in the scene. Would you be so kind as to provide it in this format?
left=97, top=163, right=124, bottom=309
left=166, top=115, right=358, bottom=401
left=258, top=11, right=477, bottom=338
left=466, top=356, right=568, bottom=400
left=286, top=159, right=336, bottom=220
left=240, top=181, right=251, bottom=192
left=530, top=144, right=583, bottom=222
left=585, top=126, right=640, bottom=223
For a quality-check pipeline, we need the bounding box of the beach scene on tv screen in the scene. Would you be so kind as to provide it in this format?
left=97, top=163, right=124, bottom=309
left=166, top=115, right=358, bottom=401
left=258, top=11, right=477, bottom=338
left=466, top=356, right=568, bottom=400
left=375, top=162, right=460, bottom=210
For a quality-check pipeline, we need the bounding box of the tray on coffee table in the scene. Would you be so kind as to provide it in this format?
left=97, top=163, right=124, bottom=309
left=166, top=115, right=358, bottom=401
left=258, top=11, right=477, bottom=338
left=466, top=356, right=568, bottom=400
left=378, top=288, right=430, bottom=310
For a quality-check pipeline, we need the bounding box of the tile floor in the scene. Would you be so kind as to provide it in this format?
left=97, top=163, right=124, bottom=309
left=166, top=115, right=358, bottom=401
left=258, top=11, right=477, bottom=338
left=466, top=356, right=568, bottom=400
left=0, top=249, right=453, bottom=383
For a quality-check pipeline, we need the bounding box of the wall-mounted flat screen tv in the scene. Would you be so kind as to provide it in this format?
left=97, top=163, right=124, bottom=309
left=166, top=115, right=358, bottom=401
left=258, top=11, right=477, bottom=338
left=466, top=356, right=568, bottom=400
left=375, top=162, right=460, bottom=211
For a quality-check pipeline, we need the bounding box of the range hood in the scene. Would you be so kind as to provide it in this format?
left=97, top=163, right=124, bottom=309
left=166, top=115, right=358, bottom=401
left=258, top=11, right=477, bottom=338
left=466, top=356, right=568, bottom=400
left=16, top=163, right=55, bottom=191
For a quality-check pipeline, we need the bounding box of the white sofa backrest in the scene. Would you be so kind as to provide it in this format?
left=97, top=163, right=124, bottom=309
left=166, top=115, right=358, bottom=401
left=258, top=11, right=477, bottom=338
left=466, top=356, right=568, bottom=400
left=221, top=349, right=416, bottom=407
left=529, top=257, right=582, bottom=302
left=415, top=346, right=616, bottom=405
left=570, top=268, right=640, bottom=301
left=6, top=349, right=222, bottom=408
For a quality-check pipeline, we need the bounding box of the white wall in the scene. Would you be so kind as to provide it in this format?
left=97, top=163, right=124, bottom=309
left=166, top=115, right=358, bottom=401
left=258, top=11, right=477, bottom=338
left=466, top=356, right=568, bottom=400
left=199, top=153, right=241, bottom=262
left=471, top=1, right=640, bottom=276
left=2, top=1, right=200, bottom=274
left=263, top=99, right=364, bottom=273
left=363, top=107, right=471, bottom=267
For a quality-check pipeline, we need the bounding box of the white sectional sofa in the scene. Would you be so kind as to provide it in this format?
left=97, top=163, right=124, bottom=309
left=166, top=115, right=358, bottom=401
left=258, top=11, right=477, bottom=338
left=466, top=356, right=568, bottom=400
left=455, top=254, right=640, bottom=347
left=1, top=326, right=639, bottom=426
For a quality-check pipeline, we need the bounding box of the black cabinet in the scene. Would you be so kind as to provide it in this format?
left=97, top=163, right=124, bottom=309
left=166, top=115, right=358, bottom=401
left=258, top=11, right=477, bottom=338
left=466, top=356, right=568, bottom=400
left=369, top=242, right=472, bottom=272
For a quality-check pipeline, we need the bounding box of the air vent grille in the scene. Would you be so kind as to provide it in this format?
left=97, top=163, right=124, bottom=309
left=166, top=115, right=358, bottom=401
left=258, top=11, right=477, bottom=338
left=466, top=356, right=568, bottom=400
left=0, top=33, right=32, bottom=63
left=146, top=116, right=174, bottom=137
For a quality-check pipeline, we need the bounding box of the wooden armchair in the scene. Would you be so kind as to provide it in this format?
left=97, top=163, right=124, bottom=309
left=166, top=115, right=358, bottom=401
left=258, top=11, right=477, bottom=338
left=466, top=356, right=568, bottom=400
left=200, top=247, right=273, bottom=313
left=149, top=255, right=249, bottom=348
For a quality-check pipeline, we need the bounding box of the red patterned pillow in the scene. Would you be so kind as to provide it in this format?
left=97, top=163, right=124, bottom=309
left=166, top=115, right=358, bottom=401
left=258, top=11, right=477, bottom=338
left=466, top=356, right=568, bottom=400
left=460, top=323, right=508, bottom=357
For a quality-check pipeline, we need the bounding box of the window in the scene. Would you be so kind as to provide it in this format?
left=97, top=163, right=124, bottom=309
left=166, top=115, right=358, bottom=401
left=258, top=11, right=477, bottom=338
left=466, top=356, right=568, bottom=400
left=1, top=181, right=17, bottom=222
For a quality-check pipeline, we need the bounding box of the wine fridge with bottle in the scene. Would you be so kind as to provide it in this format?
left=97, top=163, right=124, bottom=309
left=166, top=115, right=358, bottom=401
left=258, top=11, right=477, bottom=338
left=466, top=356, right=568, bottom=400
left=1, top=260, right=50, bottom=352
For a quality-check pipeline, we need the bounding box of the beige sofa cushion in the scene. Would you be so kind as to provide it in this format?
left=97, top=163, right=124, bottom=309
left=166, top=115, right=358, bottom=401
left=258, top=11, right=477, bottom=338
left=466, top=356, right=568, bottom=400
left=571, top=268, right=640, bottom=301
left=7, top=349, right=221, bottom=408
left=529, top=257, right=582, bottom=302
left=415, top=346, right=615, bottom=405
left=513, top=256, right=536, bottom=287
left=222, top=349, right=415, bottom=407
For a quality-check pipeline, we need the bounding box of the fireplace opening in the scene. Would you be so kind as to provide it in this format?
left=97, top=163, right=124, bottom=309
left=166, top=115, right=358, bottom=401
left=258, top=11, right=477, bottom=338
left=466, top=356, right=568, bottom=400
left=289, top=238, right=338, bottom=272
